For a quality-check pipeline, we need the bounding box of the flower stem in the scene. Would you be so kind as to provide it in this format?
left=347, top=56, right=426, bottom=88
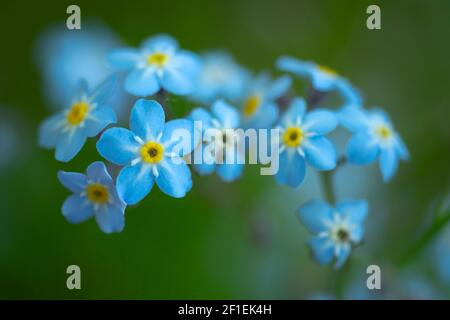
left=321, top=171, right=336, bottom=204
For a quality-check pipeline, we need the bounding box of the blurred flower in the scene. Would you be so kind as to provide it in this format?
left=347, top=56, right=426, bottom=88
left=240, top=72, right=291, bottom=129
left=0, top=107, right=28, bottom=170
left=277, top=56, right=362, bottom=108
left=189, top=100, right=244, bottom=182
left=339, top=106, right=409, bottom=182
left=191, top=51, right=250, bottom=104
left=39, top=76, right=117, bottom=162
left=274, top=98, right=337, bottom=188
left=58, top=161, right=126, bottom=234
left=97, top=99, right=195, bottom=204
left=298, top=199, right=368, bottom=268
left=432, top=224, right=450, bottom=284
left=108, top=34, right=201, bottom=97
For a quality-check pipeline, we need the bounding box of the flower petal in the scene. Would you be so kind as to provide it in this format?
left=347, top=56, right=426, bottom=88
left=303, top=136, right=337, bottom=170
left=62, top=194, right=95, bottom=224
left=338, top=106, right=368, bottom=132
left=394, top=133, right=409, bottom=161
left=124, top=68, right=160, bottom=96
left=266, top=75, right=292, bottom=100
left=212, top=100, right=239, bottom=128
left=117, top=164, right=154, bottom=205
left=280, top=97, right=306, bottom=127
left=334, top=244, right=351, bottom=269
left=298, top=200, right=334, bottom=233
left=162, top=119, right=196, bottom=156
left=217, top=163, right=244, bottom=182
left=89, top=74, right=118, bottom=106
left=379, top=147, right=398, bottom=182
left=84, top=106, right=117, bottom=137
left=38, top=113, right=66, bottom=149
left=141, top=34, right=178, bottom=51
left=55, top=129, right=87, bottom=162
left=156, top=159, right=192, bottom=198
left=130, top=99, right=165, bottom=141
left=86, top=161, right=112, bottom=185
left=161, top=66, right=195, bottom=95
left=303, top=109, right=337, bottom=135
left=97, top=128, right=140, bottom=166
left=275, top=150, right=306, bottom=188
left=336, top=200, right=369, bottom=224
left=95, top=205, right=125, bottom=234
left=347, top=132, right=380, bottom=165
left=309, top=236, right=335, bottom=265
left=107, top=48, right=141, bottom=71
left=57, top=171, right=88, bottom=193
left=189, top=107, right=213, bottom=130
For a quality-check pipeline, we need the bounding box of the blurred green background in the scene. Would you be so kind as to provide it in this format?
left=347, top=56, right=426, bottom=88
left=0, top=0, right=449, bottom=299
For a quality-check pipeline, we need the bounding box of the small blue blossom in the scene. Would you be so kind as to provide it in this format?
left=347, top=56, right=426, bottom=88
left=277, top=56, right=362, bottom=108
left=58, top=161, right=126, bottom=234
left=274, top=98, right=337, bottom=188
left=240, top=72, right=291, bottom=129
left=39, top=76, right=118, bottom=162
left=108, top=34, right=201, bottom=97
left=189, top=100, right=244, bottom=182
left=298, top=199, right=368, bottom=268
left=191, top=51, right=250, bottom=104
left=339, top=106, right=409, bottom=182
left=432, top=224, right=450, bottom=284
left=96, top=99, right=195, bottom=205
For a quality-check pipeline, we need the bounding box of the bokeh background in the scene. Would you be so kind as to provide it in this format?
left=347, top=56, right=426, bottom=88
left=0, top=0, right=449, bottom=299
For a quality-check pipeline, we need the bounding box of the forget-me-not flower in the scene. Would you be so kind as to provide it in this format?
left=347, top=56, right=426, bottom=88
left=39, top=76, right=117, bottom=162
left=97, top=99, right=195, bottom=205
left=189, top=100, right=244, bottom=182
left=339, top=106, right=409, bottom=182
left=274, top=98, right=337, bottom=188
left=240, top=72, right=291, bottom=129
left=58, top=161, right=126, bottom=234
left=191, top=51, right=250, bottom=104
left=108, top=34, right=201, bottom=97
left=298, top=199, right=368, bottom=268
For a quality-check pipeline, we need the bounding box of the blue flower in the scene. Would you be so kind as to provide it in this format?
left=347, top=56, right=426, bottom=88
left=277, top=56, right=362, bottom=108
left=191, top=51, right=250, bottom=104
left=58, top=161, right=126, bottom=234
left=189, top=100, right=244, bottom=182
left=108, top=34, right=201, bottom=97
left=274, top=98, right=337, bottom=188
left=240, top=72, right=291, bottom=129
left=339, top=106, right=409, bottom=182
left=432, top=224, right=450, bottom=284
left=298, top=199, right=368, bottom=268
left=96, top=99, right=195, bottom=205
left=38, top=76, right=118, bottom=162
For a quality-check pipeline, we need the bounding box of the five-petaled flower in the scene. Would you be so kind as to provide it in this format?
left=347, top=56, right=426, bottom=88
left=108, top=34, right=201, bottom=97
left=274, top=97, right=337, bottom=188
left=339, top=106, right=409, bottom=181
left=58, top=161, right=126, bottom=233
left=189, top=100, right=244, bottom=182
left=96, top=99, right=195, bottom=205
left=39, top=76, right=117, bottom=162
left=298, top=199, right=368, bottom=268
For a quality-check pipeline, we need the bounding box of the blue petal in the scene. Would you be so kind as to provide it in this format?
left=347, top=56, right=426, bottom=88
left=89, top=74, right=118, bottom=105
left=124, top=68, right=160, bottom=96
left=84, top=106, right=117, bottom=137
left=161, top=66, right=195, bottom=95
left=349, top=225, right=365, bottom=243
left=280, top=97, right=306, bottom=126
left=141, top=34, right=178, bottom=51
left=217, top=163, right=244, bottom=182
left=117, top=164, right=154, bottom=205
left=95, top=205, right=125, bottom=234
left=212, top=100, right=239, bottom=128
left=303, top=109, right=337, bottom=135
left=394, top=133, right=409, bottom=161
left=38, top=113, right=66, bottom=149
left=170, top=50, right=201, bottom=77
left=130, top=99, right=165, bottom=140
left=244, top=102, right=278, bottom=129
left=334, top=244, right=351, bottom=269
left=162, top=119, right=196, bottom=156
left=192, top=144, right=216, bottom=175
left=298, top=200, right=334, bottom=233
left=55, top=129, right=87, bottom=162
left=189, top=107, right=213, bottom=130
left=379, top=147, right=398, bottom=182
left=266, top=75, right=292, bottom=100
left=303, top=136, right=337, bottom=170
left=62, top=194, right=95, bottom=224
left=347, top=132, right=380, bottom=165
left=338, top=106, right=368, bottom=132
left=309, top=236, right=335, bottom=265
left=57, top=171, right=88, bottom=193
left=97, top=128, right=140, bottom=165
left=107, top=48, right=141, bottom=71
left=275, top=150, right=306, bottom=188
left=370, top=108, right=392, bottom=124
left=156, top=159, right=192, bottom=198
left=86, top=161, right=112, bottom=185
left=335, top=78, right=363, bottom=108
left=277, top=56, right=315, bottom=77
left=336, top=200, right=369, bottom=224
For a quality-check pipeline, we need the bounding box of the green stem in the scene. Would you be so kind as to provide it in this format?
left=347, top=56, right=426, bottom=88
left=321, top=171, right=336, bottom=204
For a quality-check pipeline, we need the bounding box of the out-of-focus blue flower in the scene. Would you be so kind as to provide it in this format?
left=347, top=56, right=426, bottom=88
left=191, top=51, right=250, bottom=104
left=240, top=72, right=291, bottom=129
left=39, top=76, right=118, bottom=162
left=97, top=99, right=195, bottom=204
left=339, top=106, right=409, bottom=182
left=108, top=34, right=201, bottom=97
left=189, top=100, right=244, bottom=182
left=298, top=199, right=368, bottom=268
left=277, top=56, right=362, bottom=108
left=432, top=224, right=450, bottom=284
left=58, top=161, right=126, bottom=234
left=274, top=98, right=337, bottom=188
left=35, top=23, right=129, bottom=113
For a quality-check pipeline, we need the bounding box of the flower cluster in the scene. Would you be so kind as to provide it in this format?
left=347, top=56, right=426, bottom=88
left=38, top=34, right=408, bottom=267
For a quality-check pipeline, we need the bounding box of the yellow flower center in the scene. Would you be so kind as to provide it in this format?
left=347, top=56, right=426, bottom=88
left=242, top=95, right=261, bottom=117
left=86, top=183, right=109, bottom=204
left=376, top=125, right=392, bottom=140
left=318, top=65, right=337, bottom=77
left=147, top=52, right=169, bottom=68
left=67, top=101, right=89, bottom=125
left=140, top=141, right=164, bottom=163
left=283, top=127, right=303, bottom=148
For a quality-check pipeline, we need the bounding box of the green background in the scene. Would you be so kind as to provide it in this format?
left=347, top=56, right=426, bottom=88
left=0, top=0, right=449, bottom=299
